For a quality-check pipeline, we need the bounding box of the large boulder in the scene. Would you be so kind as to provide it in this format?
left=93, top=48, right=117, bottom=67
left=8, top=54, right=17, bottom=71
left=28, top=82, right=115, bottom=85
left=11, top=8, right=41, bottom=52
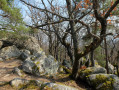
left=87, top=74, right=119, bottom=90
left=0, top=45, right=21, bottom=59
left=21, top=60, right=40, bottom=76
left=21, top=54, right=59, bottom=76
left=78, top=65, right=106, bottom=80
left=43, top=55, right=59, bottom=75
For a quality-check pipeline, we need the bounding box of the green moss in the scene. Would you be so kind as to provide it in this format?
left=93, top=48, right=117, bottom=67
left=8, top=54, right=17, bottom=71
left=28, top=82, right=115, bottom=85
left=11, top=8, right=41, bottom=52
left=36, top=61, right=40, bottom=65
left=15, top=83, right=27, bottom=90
left=16, top=80, right=40, bottom=90
left=62, top=66, right=71, bottom=74
left=98, top=78, right=115, bottom=90
left=91, top=74, right=107, bottom=87
left=25, top=80, right=39, bottom=89
left=90, top=75, right=115, bottom=90
left=79, top=68, right=93, bottom=77
left=32, top=65, right=40, bottom=75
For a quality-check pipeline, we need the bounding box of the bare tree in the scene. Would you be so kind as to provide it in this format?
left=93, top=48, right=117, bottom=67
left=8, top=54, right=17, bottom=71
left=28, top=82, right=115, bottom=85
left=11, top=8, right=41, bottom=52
left=19, top=0, right=119, bottom=79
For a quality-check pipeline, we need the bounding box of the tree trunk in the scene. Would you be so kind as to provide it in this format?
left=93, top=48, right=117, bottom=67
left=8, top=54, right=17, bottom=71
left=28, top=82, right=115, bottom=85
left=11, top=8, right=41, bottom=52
left=90, top=50, right=95, bottom=67
left=104, top=38, right=109, bottom=74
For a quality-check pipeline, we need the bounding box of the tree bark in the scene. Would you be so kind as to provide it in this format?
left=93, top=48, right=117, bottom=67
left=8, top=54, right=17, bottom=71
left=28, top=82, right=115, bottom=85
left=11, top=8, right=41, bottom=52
left=104, top=38, right=109, bottom=74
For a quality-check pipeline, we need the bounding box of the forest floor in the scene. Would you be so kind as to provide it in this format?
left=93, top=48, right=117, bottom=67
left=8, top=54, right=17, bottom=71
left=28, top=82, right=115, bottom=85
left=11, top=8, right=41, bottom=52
left=0, top=59, right=91, bottom=90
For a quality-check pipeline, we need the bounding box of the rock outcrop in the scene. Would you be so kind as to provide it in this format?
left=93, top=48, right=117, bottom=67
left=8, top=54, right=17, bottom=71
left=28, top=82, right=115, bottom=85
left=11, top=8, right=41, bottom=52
left=0, top=35, right=59, bottom=76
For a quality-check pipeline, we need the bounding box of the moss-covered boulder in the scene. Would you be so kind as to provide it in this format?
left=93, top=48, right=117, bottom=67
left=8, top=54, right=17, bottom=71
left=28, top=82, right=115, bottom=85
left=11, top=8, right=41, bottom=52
left=78, top=65, right=106, bottom=80
left=87, top=74, right=119, bottom=90
left=10, top=78, right=41, bottom=90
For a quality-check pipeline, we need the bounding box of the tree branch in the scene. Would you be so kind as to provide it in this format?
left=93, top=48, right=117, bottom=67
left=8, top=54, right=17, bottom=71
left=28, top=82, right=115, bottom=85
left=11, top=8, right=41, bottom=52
left=104, top=0, right=119, bottom=18
left=19, top=0, right=67, bottom=19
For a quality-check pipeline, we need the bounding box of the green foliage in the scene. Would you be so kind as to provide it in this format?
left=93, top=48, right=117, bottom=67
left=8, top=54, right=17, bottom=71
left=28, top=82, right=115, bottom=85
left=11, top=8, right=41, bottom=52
left=0, top=30, right=14, bottom=39
left=28, top=28, right=38, bottom=34
left=0, top=0, right=27, bottom=34
left=0, top=0, right=22, bottom=23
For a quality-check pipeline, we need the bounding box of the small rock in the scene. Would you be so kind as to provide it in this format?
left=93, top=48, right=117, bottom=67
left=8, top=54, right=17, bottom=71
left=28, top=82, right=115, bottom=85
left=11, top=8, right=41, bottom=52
left=0, top=58, right=3, bottom=62
left=44, top=82, right=78, bottom=90
left=0, top=81, right=9, bottom=86
left=14, top=67, right=23, bottom=76
left=10, top=78, right=29, bottom=87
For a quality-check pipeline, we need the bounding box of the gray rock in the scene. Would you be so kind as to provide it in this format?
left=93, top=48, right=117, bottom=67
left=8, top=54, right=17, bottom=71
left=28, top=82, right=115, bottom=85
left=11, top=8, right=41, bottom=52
left=44, top=82, right=78, bottom=90
left=21, top=60, right=40, bottom=76
left=10, top=78, right=29, bottom=87
left=14, top=67, right=23, bottom=76
left=20, top=52, right=30, bottom=61
left=0, top=45, right=21, bottom=59
left=5, top=35, right=43, bottom=53
left=62, top=59, right=72, bottom=69
left=43, top=55, right=59, bottom=75
left=0, top=41, right=3, bottom=49
left=0, top=58, right=3, bottom=62
left=20, top=49, right=31, bottom=55
left=108, top=62, right=114, bottom=74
